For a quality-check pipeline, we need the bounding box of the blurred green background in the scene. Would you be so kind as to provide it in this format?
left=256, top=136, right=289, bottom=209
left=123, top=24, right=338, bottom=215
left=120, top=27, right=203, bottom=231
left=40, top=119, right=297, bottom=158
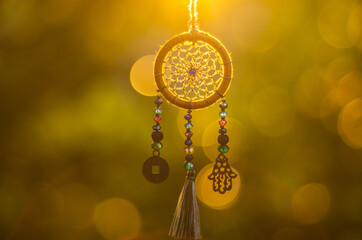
left=1, top=0, right=362, bottom=239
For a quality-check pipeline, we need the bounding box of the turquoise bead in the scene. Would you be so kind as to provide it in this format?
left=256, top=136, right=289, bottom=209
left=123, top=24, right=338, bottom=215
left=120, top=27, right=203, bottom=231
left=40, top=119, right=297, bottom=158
left=184, top=161, right=194, bottom=170
left=154, top=107, right=162, bottom=114
left=219, top=111, right=227, bottom=118
left=185, top=122, right=193, bottom=129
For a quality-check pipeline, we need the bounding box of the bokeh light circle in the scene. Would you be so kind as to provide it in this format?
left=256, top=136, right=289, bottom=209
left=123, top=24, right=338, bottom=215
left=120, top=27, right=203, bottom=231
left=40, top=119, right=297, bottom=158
left=93, top=198, right=141, bottom=240
left=335, top=71, right=362, bottom=107
left=196, top=164, right=241, bottom=210
left=317, top=56, right=358, bottom=119
left=338, top=98, right=362, bottom=149
left=313, top=41, right=344, bottom=72
left=318, top=0, right=358, bottom=48
left=292, top=183, right=330, bottom=225
left=323, top=55, right=357, bottom=85
left=202, top=118, right=247, bottom=163
left=130, top=55, right=158, bottom=96
left=348, top=4, right=362, bottom=44
left=295, top=69, right=327, bottom=119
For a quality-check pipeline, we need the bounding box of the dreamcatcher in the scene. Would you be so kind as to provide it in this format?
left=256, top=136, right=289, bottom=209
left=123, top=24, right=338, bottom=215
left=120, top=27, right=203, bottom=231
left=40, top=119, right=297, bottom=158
left=142, top=1, right=238, bottom=239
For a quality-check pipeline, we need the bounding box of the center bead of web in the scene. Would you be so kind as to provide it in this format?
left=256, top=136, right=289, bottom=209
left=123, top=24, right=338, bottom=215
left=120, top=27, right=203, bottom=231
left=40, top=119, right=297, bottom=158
left=188, top=68, right=197, bottom=76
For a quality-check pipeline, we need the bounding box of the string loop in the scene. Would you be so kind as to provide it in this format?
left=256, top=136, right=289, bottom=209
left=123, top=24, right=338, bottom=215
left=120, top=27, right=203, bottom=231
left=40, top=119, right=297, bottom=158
left=188, top=0, right=199, bottom=31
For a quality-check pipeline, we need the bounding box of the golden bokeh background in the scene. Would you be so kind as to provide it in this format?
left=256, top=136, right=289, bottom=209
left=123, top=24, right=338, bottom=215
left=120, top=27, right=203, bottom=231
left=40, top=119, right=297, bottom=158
left=1, top=0, right=362, bottom=239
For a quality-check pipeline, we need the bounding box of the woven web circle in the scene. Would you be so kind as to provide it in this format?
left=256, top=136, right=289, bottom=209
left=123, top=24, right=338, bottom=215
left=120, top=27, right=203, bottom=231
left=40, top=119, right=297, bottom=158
left=163, top=41, right=224, bottom=102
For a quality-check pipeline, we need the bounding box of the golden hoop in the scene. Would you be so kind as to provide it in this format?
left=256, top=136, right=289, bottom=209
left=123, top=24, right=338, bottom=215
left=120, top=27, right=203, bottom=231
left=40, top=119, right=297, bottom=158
left=154, top=30, right=232, bottom=110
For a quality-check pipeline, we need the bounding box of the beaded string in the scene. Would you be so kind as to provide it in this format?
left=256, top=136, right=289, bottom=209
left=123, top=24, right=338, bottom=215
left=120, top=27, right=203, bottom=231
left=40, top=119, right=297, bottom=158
left=169, top=109, right=200, bottom=240
left=184, top=110, right=195, bottom=170
left=143, top=95, right=169, bottom=184
left=151, top=96, right=164, bottom=155
left=208, top=99, right=237, bottom=194
left=218, top=100, right=229, bottom=153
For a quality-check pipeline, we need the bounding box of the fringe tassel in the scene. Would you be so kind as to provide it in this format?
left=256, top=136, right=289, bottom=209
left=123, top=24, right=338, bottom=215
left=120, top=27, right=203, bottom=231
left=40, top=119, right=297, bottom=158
left=169, top=169, right=201, bottom=239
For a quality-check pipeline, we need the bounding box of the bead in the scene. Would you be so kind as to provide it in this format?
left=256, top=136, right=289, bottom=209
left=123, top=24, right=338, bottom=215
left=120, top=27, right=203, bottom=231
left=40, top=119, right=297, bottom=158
left=185, top=139, right=192, bottom=145
left=155, top=98, right=163, bottom=105
left=152, top=142, right=163, bottom=150
left=154, top=107, right=162, bottom=114
left=153, top=125, right=161, bottom=131
left=154, top=116, right=162, bottom=122
left=218, top=145, right=229, bottom=153
left=218, top=135, right=229, bottom=145
left=185, top=122, right=193, bottom=129
left=152, top=131, right=163, bottom=142
left=219, top=111, right=227, bottom=118
left=184, top=161, right=194, bottom=170
left=189, top=69, right=197, bottom=76
left=184, top=146, right=195, bottom=155
left=219, top=101, right=228, bottom=109
left=185, top=155, right=193, bottom=162
left=219, top=128, right=227, bottom=134
left=184, top=114, right=192, bottom=120
left=219, top=120, right=227, bottom=126
left=185, top=131, right=193, bottom=138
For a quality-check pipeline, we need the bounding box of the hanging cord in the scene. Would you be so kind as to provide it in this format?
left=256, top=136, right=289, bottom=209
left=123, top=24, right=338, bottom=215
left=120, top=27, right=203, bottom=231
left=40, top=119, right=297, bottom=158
left=188, top=0, right=199, bottom=31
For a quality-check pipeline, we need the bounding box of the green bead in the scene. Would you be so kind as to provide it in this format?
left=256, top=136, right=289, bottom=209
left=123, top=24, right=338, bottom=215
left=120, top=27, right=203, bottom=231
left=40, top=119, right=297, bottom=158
left=219, top=111, right=227, bottom=118
left=152, top=142, right=163, bottom=150
left=154, top=107, right=162, bottom=114
left=184, top=161, right=194, bottom=170
left=218, top=145, right=229, bottom=153
left=185, top=122, right=193, bottom=129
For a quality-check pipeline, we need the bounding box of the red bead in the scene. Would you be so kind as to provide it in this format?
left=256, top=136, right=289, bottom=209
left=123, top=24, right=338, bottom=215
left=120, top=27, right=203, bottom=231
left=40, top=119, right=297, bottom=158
left=219, top=120, right=227, bottom=126
left=185, top=132, right=193, bottom=138
left=154, top=116, right=162, bottom=122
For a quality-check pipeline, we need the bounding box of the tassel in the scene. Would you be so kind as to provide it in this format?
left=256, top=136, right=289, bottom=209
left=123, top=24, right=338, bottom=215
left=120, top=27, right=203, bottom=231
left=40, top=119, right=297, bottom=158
left=169, top=169, right=201, bottom=239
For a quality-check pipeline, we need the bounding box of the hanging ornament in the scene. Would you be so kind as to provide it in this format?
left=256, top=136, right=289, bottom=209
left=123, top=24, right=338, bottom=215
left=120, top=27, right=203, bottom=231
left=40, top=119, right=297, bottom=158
left=142, top=0, right=238, bottom=239
left=208, top=100, right=237, bottom=194
left=142, top=96, right=170, bottom=184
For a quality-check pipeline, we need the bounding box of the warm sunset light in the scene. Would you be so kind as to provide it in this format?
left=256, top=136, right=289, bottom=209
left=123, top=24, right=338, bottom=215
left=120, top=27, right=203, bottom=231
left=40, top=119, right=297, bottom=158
left=1, top=0, right=361, bottom=239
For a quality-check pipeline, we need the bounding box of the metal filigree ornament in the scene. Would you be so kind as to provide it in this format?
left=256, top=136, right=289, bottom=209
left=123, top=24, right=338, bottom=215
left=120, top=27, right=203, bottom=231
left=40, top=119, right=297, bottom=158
left=208, top=154, right=237, bottom=194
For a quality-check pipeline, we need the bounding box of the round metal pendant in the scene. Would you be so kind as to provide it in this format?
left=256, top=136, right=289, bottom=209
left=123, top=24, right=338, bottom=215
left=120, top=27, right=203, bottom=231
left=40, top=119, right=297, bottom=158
left=142, top=156, right=169, bottom=183
left=154, top=30, right=232, bottom=110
